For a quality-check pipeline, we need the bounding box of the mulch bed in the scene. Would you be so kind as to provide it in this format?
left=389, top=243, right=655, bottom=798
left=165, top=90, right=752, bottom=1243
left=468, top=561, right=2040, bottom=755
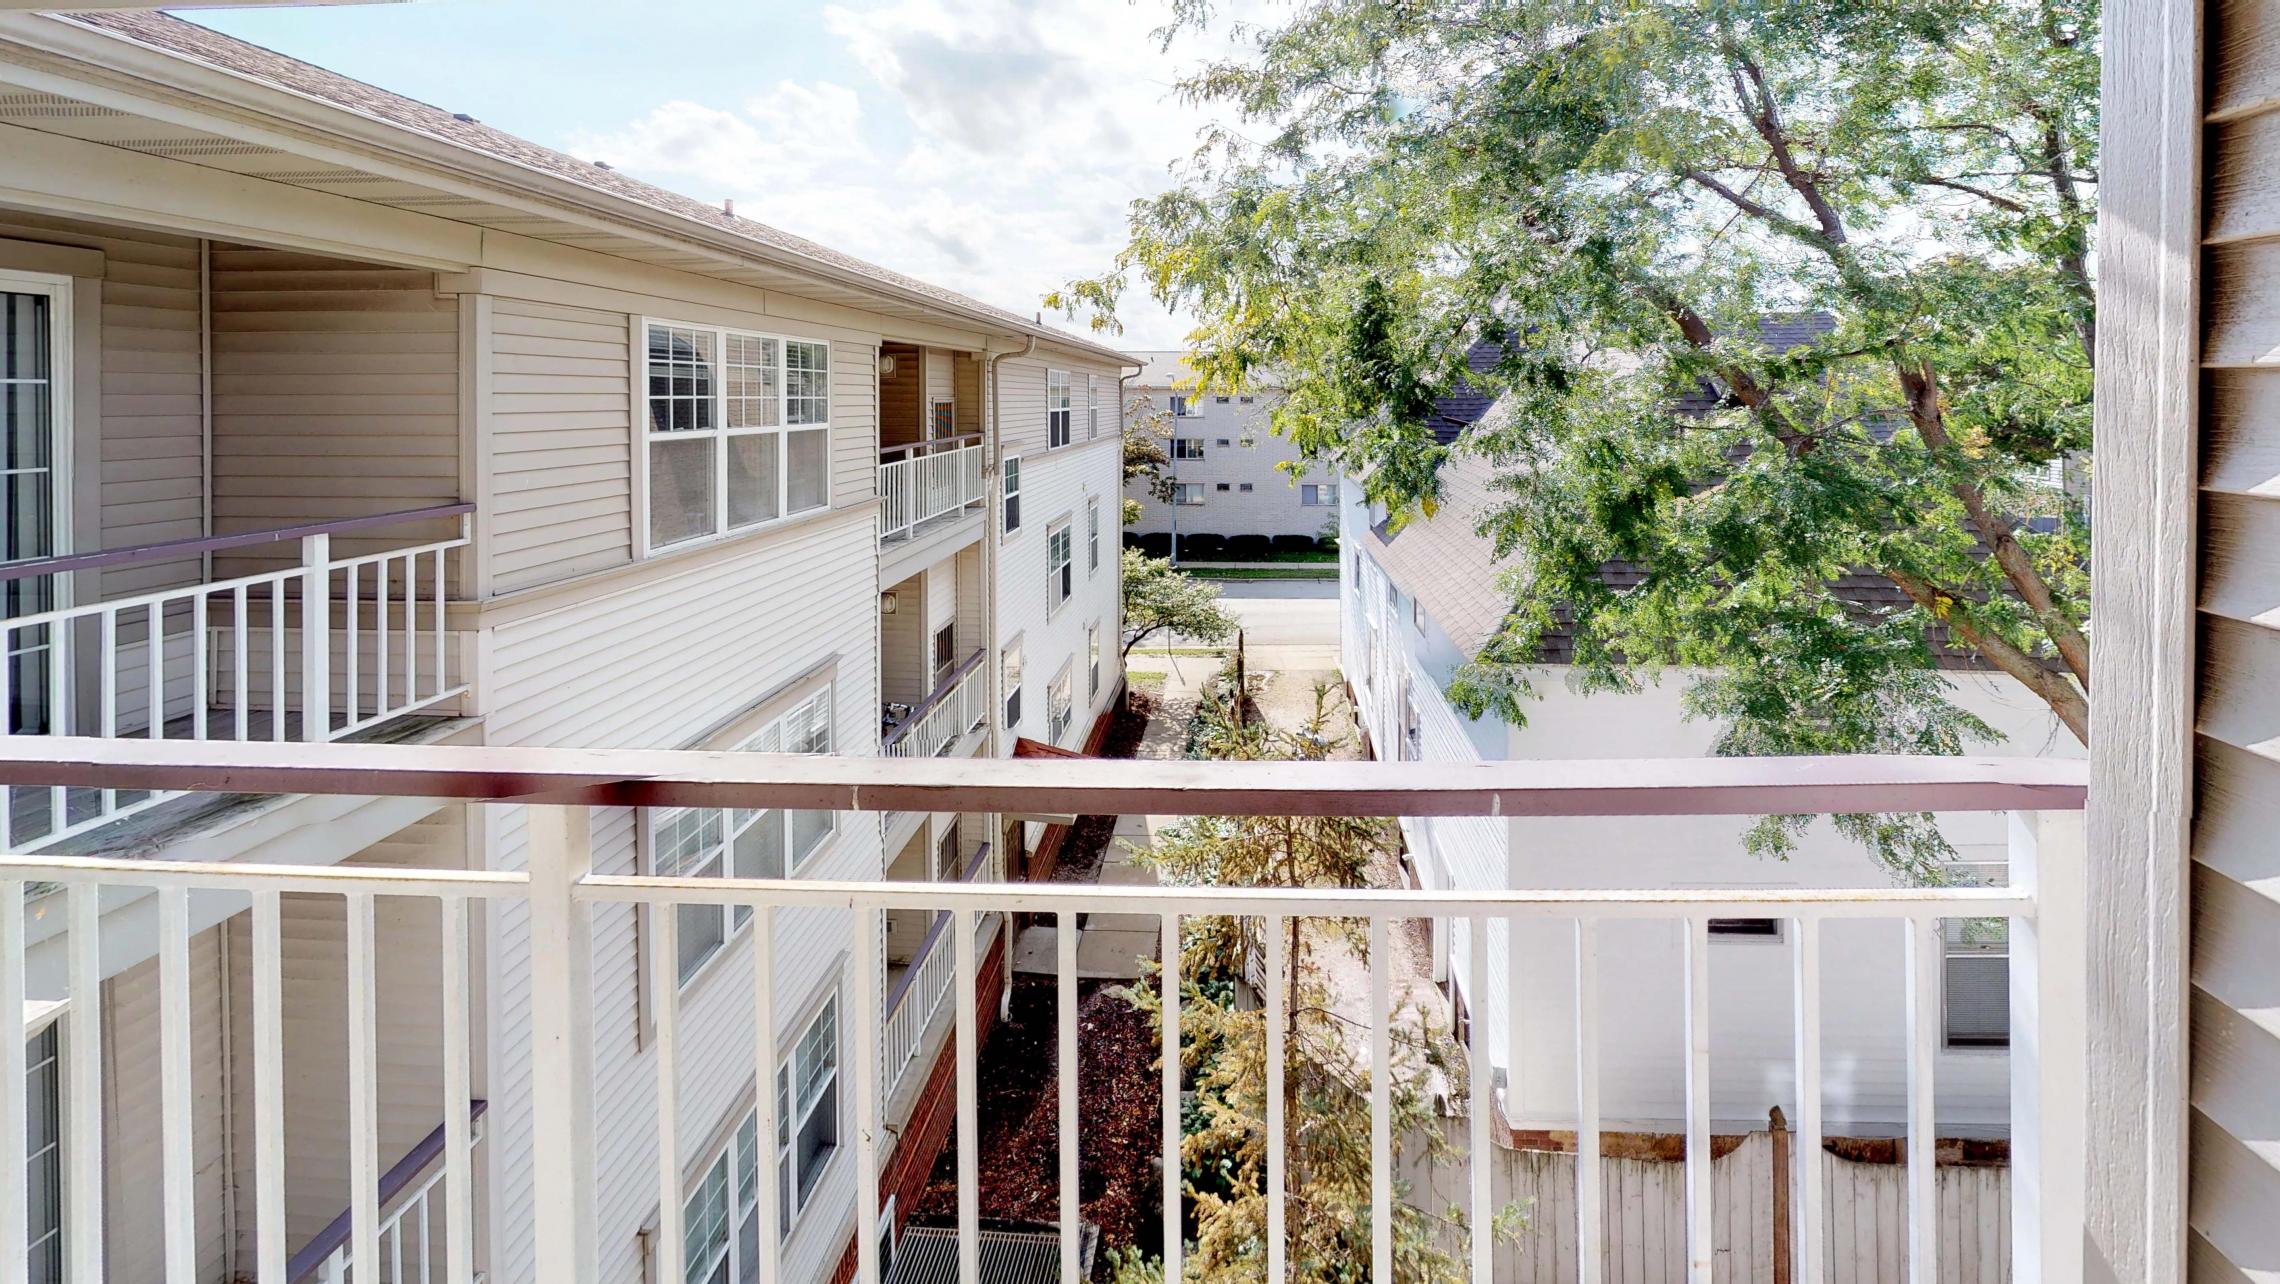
left=1049, top=687, right=1156, bottom=884
left=913, top=977, right=1165, bottom=1258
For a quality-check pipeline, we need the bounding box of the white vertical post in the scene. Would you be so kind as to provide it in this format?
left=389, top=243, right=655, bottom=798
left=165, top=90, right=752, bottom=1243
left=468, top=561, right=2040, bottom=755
left=1370, top=914, right=1392, bottom=1284
left=301, top=533, right=331, bottom=740
left=433, top=547, right=447, bottom=701
left=1264, top=913, right=1287, bottom=1284
left=232, top=584, right=250, bottom=741
left=1161, top=913, right=1182, bottom=1282
left=1682, top=918, right=1711, bottom=1284
left=0, top=879, right=25, bottom=1284
left=854, top=904, right=882, bottom=1284
left=1468, top=915, right=1493, bottom=1283
left=66, top=884, right=105, bottom=1284
left=752, top=908, right=780, bottom=1284
left=1575, top=919, right=1602, bottom=1284
left=441, top=894, right=473, bottom=1284
left=652, top=900, right=683, bottom=1284
left=253, top=889, right=286, bottom=1283
left=1058, top=908, right=1080, bottom=1284
left=527, top=804, right=596, bottom=1284
left=954, top=908, right=979, bottom=1284
left=1792, top=917, right=1824, bottom=1284
left=191, top=594, right=208, bottom=741
left=1904, top=916, right=1940, bottom=1284
left=348, top=891, right=381, bottom=1284
left=268, top=579, right=285, bottom=742
left=2009, top=808, right=2085, bottom=1284
left=346, top=564, right=359, bottom=726
left=158, top=886, right=196, bottom=1284
left=145, top=601, right=161, bottom=741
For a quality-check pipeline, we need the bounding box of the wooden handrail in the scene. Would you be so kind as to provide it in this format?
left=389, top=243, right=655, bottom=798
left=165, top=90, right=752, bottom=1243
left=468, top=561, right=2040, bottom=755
left=0, top=503, right=475, bottom=583
left=883, top=841, right=995, bottom=1016
left=285, top=1099, right=489, bottom=1284
left=881, top=648, right=988, bottom=748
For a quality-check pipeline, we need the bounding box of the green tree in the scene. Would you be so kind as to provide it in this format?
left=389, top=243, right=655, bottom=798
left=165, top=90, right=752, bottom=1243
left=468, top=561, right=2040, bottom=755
left=1056, top=0, right=2096, bottom=878
left=1122, top=548, right=1238, bottom=657
left=1118, top=690, right=1512, bottom=1282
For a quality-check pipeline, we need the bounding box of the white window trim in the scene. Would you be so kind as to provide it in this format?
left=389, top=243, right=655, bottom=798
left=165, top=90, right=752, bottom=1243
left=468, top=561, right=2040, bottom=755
left=1, top=268, right=79, bottom=738
left=1086, top=498, right=1101, bottom=575
left=1046, top=517, right=1073, bottom=616
left=1046, top=369, right=1073, bottom=449
left=635, top=315, right=833, bottom=559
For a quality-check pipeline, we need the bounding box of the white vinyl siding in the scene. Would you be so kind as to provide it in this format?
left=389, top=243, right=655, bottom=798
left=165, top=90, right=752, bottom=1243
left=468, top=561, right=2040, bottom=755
left=488, top=297, right=636, bottom=590
left=641, top=320, right=829, bottom=553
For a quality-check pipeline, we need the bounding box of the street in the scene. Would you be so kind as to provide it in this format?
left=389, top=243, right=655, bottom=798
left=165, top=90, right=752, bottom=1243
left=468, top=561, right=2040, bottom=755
left=1174, top=577, right=1340, bottom=648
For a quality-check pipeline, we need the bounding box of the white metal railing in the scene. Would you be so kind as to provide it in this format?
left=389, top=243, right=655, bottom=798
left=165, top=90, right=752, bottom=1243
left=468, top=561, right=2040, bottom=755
left=881, top=649, right=986, bottom=759
left=878, top=442, right=984, bottom=541
left=0, top=506, right=472, bottom=850
left=0, top=744, right=2088, bottom=1284
left=294, top=1106, right=488, bottom=1284
left=881, top=842, right=993, bottom=1097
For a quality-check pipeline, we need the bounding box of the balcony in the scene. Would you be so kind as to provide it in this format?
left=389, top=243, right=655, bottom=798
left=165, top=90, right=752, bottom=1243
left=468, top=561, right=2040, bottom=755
left=877, top=440, right=985, bottom=545
left=0, top=506, right=474, bottom=853
left=883, top=838, right=995, bottom=1098
left=0, top=742, right=2088, bottom=1284
left=881, top=649, right=986, bottom=759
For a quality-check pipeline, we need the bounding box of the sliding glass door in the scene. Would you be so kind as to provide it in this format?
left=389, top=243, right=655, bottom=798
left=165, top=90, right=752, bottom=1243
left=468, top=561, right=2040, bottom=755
left=3, top=280, right=64, bottom=738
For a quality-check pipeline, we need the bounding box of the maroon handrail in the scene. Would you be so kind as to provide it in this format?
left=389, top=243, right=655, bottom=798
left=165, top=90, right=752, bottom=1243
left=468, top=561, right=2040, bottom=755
left=881, top=648, right=987, bottom=749
left=0, top=503, right=475, bottom=584
left=285, top=1099, right=489, bottom=1284
left=878, top=434, right=983, bottom=462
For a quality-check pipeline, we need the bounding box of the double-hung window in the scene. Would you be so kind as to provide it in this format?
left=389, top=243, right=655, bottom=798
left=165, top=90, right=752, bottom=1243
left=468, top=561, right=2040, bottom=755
left=1087, top=622, right=1101, bottom=699
left=1048, top=662, right=1073, bottom=743
left=1003, top=637, right=1023, bottom=729
left=679, top=994, right=840, bottom=1281
left=644, top=321, right=830, bottom=551
left=1302, top=483, right=1336, bottom=507
left=26, top=1025, right=60, bottom=1284
left=1169, top=394, right=1192, bottom=418
left=931, top=624, right=956, bottom=687
left=1944, top=921, right=2010, bottom=1048
left=1172, top=483, right=1205, bottom=506
left=1002, top=457, right=1023, bottom=535
left=651, top=690, right=835, bottom=987
left=1086, top=499, right=1101, bottom=574
left=1047, top=370, right=1072, bottom=448
left=1046, top=520, right=1073, bottom=612
left=777, top=996, right=841, bottom=1226
left=1087, top=374, right=1100, bottom=439
left=681, top=1112, right=758, bottom=1284
left=1172, top=437, right=1205, bottom=461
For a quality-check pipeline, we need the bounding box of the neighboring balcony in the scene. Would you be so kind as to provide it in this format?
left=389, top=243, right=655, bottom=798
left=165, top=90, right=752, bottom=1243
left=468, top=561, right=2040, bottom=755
left=0, top=504, right=475, bottom=852
left=880, top=649, right=986, bottom=760
left=882, top=833, right=995, bottom=1100
left=877, top=439, right=984, bottom=544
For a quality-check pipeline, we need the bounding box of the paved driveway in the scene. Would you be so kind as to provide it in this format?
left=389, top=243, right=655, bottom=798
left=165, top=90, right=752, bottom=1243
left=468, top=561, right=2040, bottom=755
left=1176, top=577, right=1340, bottom=648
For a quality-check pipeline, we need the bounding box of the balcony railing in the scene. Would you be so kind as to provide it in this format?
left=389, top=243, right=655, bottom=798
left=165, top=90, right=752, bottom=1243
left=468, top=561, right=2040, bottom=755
left=0, top=741, right=2088, bottom=1284
left=0, top=505, right=473, bottom=850
left=290, top=1103, right=488, bottom=1284
left=881, top=649, right=986, bottom=759
left=883, top=841, right=995, bottom=1098
left=878, top=439, right=984, bottom=542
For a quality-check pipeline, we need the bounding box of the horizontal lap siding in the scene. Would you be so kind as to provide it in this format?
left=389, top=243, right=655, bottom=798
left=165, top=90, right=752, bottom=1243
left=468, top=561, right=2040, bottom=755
left=833, top=339, right=879, bottom=508
left=482, top=511, right=882, bottom=1284
left=208, top=246, right=462, bottom=578
left=2196, top=8, right=2280, bottom=1273
left=101, top=922, right=232, bottom=1284
left=0, top=212, right=204, bottom=599
left=488, top=298, right=634, bottom=590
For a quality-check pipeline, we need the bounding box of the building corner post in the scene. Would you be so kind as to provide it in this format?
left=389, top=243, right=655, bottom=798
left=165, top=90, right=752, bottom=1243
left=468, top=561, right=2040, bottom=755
left=528, top=803, right=597, bottom=1284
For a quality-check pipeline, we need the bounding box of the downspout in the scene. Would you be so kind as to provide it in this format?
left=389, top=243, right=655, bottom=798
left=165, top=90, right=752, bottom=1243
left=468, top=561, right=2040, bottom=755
left=199, top=239, right=214, bottom=581
left=1117, top=366, right=1141, bottom=696
left=983, top=335, right=1034, bottom=1020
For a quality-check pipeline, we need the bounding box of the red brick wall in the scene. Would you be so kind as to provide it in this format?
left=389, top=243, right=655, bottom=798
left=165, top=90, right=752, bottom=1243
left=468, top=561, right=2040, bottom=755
left=826, top=926, right=1009, bottom=1284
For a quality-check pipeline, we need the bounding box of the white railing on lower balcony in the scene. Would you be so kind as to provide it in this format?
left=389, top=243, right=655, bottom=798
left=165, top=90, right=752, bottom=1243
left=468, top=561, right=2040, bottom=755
left=878, top=440, right=984, bottom=541
left=881, top=649, right=986, bottom=759
left=0, top=505, right=473, bottom=850
left=0, top=742, right=2089, bottom=1284
left=882, top=842, right=995, bottom=1097
left=292, top=1105, right=489, bottom=1284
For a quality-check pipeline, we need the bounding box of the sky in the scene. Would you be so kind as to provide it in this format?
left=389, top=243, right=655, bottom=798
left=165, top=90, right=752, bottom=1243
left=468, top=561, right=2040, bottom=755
left=191, top=0, right=1250, bottom=349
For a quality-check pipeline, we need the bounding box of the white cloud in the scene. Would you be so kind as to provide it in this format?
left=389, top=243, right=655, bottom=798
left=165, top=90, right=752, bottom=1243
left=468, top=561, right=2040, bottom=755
left=569, top=0, right=1249, bottom=348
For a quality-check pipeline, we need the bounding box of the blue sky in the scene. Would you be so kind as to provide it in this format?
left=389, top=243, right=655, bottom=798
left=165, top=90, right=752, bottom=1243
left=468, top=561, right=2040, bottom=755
left=193, top=0, right=1231, bottom=347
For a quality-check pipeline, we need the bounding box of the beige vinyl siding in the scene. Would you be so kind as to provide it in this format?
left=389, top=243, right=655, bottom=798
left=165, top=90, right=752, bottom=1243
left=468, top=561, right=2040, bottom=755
left=487, top=297, right=635, bottom=590
left=0, top=211, right=204, bottom=599
left=2193, top=7, right=2280, bottom=1273
left=833, top=336, right=878, bottom=507
left=480, top=509, right=881, bottom=1284
left=101, top=922, right=233, bottom=1284
left=208, top=246, right=462, bottom=577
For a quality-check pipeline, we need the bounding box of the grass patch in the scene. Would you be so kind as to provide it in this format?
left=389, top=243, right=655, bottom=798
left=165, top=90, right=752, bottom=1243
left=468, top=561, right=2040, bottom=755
left=1126, top=672, right=1167, bottom=690
left=1188, top=565, right=1340, bottom=581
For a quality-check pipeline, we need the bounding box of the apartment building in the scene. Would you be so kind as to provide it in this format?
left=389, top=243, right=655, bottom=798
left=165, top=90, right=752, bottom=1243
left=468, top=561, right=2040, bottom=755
left=1121, top=352, right=1339, bottom=549
left=0, top=10, right=1127, bottom=1284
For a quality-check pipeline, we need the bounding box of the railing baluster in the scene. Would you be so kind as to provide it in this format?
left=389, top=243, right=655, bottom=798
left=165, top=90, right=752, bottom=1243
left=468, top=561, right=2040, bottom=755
left=158, top=885, right=197, bottom=1284
left=1576, top=918, right=1602, bottom=1284
left=854, top=904, right=883, bottom=1284
left=302, top=534, right=331, bottom=742
left=1161, top=911, right=1182, bottom=1283
left=377, top=555, right=391, bottom=719
left=234, top=584, right=250, bottom=742
left=403, top=551, right=418, bottom=710
left=346, top=563, right=359, bottom=727
left=100, top=610, right=117, bottom=815
left=2, top=622, right=16, bottom=849
left=1369, top=913, right=1392, bottom=1283
left=253, top=889, right=287, bottom=1283
left=67, top=883, right=106, bottom=1283
left=0, top=878, right=26, bottom=1283
left=1682, top=917, right=1712, bottom=1284
left=752, top=906, right=780, bottom=1284
left=954, top=907, right=979, bottom=1284
left=440, top=893, right=473, bottom=1284
left=1792, top=917, right=1824, bottom=1284
left=348, top=890, right=382, bottom=1284
left=417, top=1190, right=432, bottom=1284
left=433, top=547, right=447, bottom=704
left=1905, top=916, right=1940, bottom=1284
left=1264, top=912, right=1287, bottom=1284
left=269, top=579, right=286, bottom=742
left=1468, top=914, right=1492, bottom=1283
left=147, top=599, right=163, bottom=741
left=192, top=594, right=209, bottom=741
left=1058, top=907, right=1081, bottom=1284
left=653, top=898, right=684, bottom=1284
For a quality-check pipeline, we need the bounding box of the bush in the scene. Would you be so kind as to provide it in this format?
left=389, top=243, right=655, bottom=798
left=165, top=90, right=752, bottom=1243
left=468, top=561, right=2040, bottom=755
left=1130, top=531, right=1172, bottom=558
left=1271, top=534, right=1318, bottom=555
left=1178, top=533, right=1225, bottom=560
left=1226, top=534, right=1273, bottom=560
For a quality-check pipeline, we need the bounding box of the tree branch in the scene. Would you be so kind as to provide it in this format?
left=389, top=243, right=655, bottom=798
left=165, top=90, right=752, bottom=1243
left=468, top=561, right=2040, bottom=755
left=1884, top=569, right=2088, bottom=744
left=1723, top=43, right=1847, bottom=244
